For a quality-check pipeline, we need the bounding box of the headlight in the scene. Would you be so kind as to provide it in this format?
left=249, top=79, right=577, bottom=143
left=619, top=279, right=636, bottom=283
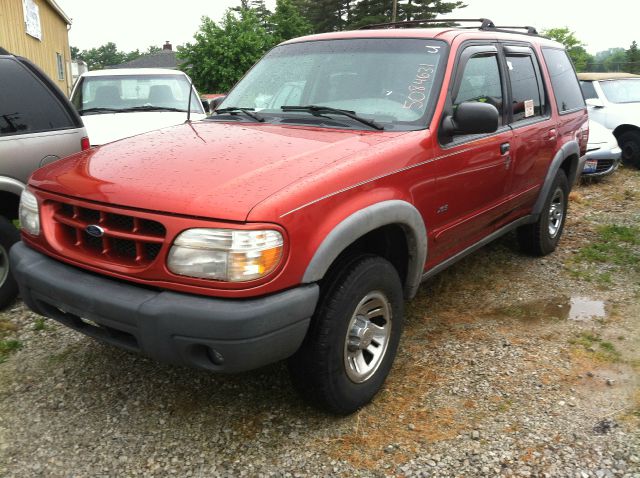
left=18, top=190, right=40, bottom=236
left=167, top=228, right=283, bottom=282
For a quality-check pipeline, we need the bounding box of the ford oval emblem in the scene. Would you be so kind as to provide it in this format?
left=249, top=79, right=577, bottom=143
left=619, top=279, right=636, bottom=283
left=85, top=224, right=105, bottom=238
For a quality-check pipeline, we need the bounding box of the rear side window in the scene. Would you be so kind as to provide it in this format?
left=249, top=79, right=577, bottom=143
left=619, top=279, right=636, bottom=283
left=541, top=48, right=585, bottom=113
left=0, top=58, right=75, bottom=136
left=580, top=81, right=598, bottom=100
left=505, top=53, right=546, bottom=122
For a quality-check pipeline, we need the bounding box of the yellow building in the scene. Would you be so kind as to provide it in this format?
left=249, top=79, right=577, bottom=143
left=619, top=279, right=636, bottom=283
left=0, top=0, right=73, bottom=95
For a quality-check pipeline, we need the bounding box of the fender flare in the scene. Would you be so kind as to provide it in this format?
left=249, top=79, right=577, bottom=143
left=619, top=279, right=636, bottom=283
left=532, top=141, right=579, bottom=217
left=302, top=200, right=427, bottom=299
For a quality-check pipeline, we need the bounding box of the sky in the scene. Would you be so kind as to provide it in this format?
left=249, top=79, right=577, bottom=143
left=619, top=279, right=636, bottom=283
left=58, top=0, right=634, bottom=54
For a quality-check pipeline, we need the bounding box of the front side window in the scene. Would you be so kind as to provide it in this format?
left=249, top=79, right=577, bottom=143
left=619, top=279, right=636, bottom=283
left=506, top=54, right=545, bottom=122
left=71, top=74, right=204, bottom=114
left=0, top=58, right=74, bottom=136
left=580, top=81, right=598, bottom=100
left=219, top=38, right=448, bottom=131
left=598, top=79, right=640, bottom=103
left=454, top=53, right=503, bottom=125
left=541, top=48, right=585, bottom=113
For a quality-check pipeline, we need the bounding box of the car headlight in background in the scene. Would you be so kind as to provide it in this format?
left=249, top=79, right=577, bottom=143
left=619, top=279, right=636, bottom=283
left=167, top=228, right=283, bottom=282
left=18, top=190, right=40, bottom=236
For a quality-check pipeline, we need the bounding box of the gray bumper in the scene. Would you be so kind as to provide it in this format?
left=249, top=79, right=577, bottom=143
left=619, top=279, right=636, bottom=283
left=10, top=242, right=318, bottom=372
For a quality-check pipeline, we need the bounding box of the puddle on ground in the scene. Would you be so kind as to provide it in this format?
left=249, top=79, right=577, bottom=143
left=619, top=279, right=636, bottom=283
left=498, top=296, right=606, bottom=322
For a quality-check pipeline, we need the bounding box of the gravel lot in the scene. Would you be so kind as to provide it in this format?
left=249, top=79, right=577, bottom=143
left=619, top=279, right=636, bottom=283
left=1, top=168, right=639, bottom=477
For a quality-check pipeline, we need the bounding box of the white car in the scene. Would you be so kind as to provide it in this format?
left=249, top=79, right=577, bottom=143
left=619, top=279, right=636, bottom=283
left=70, top=68, right=207, bottom=146
left=579, top=72, right=640, bottom=167
left=582, top=120, right=621, bottom=178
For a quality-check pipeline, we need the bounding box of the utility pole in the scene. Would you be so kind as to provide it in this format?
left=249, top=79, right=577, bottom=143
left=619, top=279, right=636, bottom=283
left=392, top=0, right=398, bottom=22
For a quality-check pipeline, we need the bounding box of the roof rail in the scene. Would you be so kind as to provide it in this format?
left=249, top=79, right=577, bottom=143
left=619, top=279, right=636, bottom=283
left=359, top=18, right=539, bottom=36
left=359, top=18, right=495, bottom=30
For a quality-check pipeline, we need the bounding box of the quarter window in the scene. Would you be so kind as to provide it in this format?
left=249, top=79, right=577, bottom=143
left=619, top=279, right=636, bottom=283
left=0, top=58, right=74, bottom=136
left=541, top=48, right=585, bottom=113
left=505, top=54, right=545, bottom=122
left=454, top=54, right=503, bottom=125
left=580, top=81, right=598, bottom=100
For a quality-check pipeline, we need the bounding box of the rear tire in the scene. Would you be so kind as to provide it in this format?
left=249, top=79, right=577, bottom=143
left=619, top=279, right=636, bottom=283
left=288, top=255, right=404, bottom=415
left=0, top=216, right=20, bottom=310
left=517, top=169, right=569, bottom=256
left=618, top=131, right=640, bottom=168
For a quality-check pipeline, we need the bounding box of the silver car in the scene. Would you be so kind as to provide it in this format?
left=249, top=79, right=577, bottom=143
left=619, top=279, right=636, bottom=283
left=0, top=48, right=88, bottom=308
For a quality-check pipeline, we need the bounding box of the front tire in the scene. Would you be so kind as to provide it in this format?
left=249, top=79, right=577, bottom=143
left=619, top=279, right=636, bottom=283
left=288, top=255, right=404, bottom=414
left=618, top=131, right=640, bottom=168
left=0, top=216, right=20, bottom=309
left=517, top=169, right=569, bottom=256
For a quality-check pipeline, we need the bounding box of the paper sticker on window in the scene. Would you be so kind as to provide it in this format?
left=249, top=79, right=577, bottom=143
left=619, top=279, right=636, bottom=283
left=524, top=99, right=535, bottom=118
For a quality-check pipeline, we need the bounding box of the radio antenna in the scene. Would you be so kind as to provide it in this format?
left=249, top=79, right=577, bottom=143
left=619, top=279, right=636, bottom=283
left=186, top=73, right=194, bottom=123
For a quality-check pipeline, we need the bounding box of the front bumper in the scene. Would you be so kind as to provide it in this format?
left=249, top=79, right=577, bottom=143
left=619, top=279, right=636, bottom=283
left=10, top=242, right=318, bottom=372
left=582, top=146, right=622, bottom=177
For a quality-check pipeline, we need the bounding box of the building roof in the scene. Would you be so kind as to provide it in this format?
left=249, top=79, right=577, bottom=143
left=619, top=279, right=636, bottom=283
left=45, top=0, right=72, bottom=25
left=578, top=72, right=640, bottom=81
left=109, top=50, right=181, bottom=70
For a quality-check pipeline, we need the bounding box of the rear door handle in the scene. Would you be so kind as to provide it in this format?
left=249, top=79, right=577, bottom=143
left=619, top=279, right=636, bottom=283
left=500, top=142, right=510, bottom=155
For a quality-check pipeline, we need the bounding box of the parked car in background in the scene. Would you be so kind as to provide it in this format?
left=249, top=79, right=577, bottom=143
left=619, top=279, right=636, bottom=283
left=579, top=72, right=640, bottom=167
left=0, top=48, right=89, bottom=309
left=70, top=68, right=208, bottom=145
left=582, top=120, right=621, bottom=178
left=11, top=20, right=587, bottom=413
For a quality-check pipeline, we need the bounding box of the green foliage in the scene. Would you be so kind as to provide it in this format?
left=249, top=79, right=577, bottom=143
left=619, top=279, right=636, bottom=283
left=270, top=0, right=312, bottom=43
left=178, top=10, right=275, bottom=94
left=627, top=41, right=640, bottom=74
left=70, top=46, right=80, bottom=60
left=541, top=27, right=593, bottom=72
left=76, top=42, right=129, bottom=70
left=0, top=339, right=22, bottom=364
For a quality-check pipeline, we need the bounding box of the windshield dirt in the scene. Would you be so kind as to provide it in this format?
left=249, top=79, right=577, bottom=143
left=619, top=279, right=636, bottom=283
left=217, top=38, right=447, bottom=131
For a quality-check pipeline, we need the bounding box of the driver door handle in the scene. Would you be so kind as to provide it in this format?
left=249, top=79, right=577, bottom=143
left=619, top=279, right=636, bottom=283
left=500, top=142, right=510, bottom=155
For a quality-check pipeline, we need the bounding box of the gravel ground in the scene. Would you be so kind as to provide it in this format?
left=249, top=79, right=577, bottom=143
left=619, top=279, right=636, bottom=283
left=1, top=168, right=639, bottom=477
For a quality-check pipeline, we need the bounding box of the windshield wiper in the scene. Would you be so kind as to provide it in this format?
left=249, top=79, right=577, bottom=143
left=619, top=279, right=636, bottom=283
left=214, top=107, right=265, bottom=123
left=77, top=107, right=122, bottom=115
left=280, top=105, right=383, bottom=130
left=119, top=106, right=188, bottom=113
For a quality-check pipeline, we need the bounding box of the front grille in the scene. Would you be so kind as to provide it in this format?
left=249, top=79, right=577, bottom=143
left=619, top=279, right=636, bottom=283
left=596, top=159, right=615, bottom=173
left=50, top=200, right=166, bottom=267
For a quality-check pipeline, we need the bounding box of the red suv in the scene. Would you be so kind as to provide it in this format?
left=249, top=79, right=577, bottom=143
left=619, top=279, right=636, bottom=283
left=11, top=19, right=588, bottom=414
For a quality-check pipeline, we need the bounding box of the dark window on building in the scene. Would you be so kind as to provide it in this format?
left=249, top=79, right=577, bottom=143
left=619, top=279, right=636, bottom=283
left=0, top=58, right=75, bottom=136
left=580, top=81, right=598, bottom=100
left=454, top=53, right=504, bottom=125
left=506, top=54, right=545, bottom=122
left=542, top=48, right=585, bottom=113
left=56, top=53, right=64, bottom=80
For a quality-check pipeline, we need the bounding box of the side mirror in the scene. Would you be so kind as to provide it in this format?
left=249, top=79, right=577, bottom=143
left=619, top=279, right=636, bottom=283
left=211, top=96, right=226, bottom=111
left=201, top=99, right=211, bottom=113
left=441, top=102, right=499, bottom=138
left=586, top=98, right=605, bottom=108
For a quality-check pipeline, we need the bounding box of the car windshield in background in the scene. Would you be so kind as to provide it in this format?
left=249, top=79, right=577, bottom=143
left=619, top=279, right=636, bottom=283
left=599, top=78, right=640, bottom=103
left=216, top=38, right=447, bottom=131
left=72, top=74, right=203, bottom=114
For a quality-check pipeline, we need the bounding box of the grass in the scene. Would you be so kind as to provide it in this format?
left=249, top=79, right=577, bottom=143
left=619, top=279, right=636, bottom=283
left=569, top=332, right=621, bottom=363
left=0, top=339, right=22, bottom=363
left=33, top=318, right=46, bottom=331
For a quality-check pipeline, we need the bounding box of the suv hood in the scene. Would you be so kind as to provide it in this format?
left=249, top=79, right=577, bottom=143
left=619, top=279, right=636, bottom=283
left=82, top=111, right=207, bottom=146
left=30, top=121, right=401, bottom=221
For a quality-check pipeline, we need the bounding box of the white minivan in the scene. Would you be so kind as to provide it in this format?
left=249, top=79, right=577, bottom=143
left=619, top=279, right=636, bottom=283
left=70, top=68, right=208, bottom=146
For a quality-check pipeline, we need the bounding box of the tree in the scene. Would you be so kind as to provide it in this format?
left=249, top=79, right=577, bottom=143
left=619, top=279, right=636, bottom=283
left=146, top=45, right=162, bottom=54
left=542, top=27, right=593, bottom=72
left=178, top=10, right=274, bottom=93
left=77, top=42, right=128, bottom=70
left=270, top=0, right=312, bottom=43
left=70, top=46, right=80, bottom=60
left=627, top=40, right=640, bottom=74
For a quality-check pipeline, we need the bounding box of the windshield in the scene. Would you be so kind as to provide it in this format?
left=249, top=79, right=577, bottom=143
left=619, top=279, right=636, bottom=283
left=71, top=74, right=204, bottom=114
left=217, top=38, right=447, bottom=131
left=599, top=79, right=640, bottom=103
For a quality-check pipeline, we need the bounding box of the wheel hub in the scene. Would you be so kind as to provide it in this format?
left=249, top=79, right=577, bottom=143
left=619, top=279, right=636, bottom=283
left=347, top=316, right=375, bottom=351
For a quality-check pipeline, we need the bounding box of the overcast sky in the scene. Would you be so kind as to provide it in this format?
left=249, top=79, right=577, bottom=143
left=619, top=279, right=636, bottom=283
left=59, top=0, right=633, bottom=54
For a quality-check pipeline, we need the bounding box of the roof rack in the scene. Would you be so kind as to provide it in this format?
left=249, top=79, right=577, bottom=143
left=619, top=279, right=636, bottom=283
left=360, top=18, right=495, bottom=30
left=359, top=18, right=539, bottom=36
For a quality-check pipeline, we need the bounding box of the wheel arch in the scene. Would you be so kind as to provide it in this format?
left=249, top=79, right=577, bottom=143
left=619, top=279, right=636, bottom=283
left=612, top=124, right=640, bottom=141
left=0, top=177, right=25, bottom=221
left=532, top=141, right=579, bottom=217
left=302, top=200, right=427, bottom=300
